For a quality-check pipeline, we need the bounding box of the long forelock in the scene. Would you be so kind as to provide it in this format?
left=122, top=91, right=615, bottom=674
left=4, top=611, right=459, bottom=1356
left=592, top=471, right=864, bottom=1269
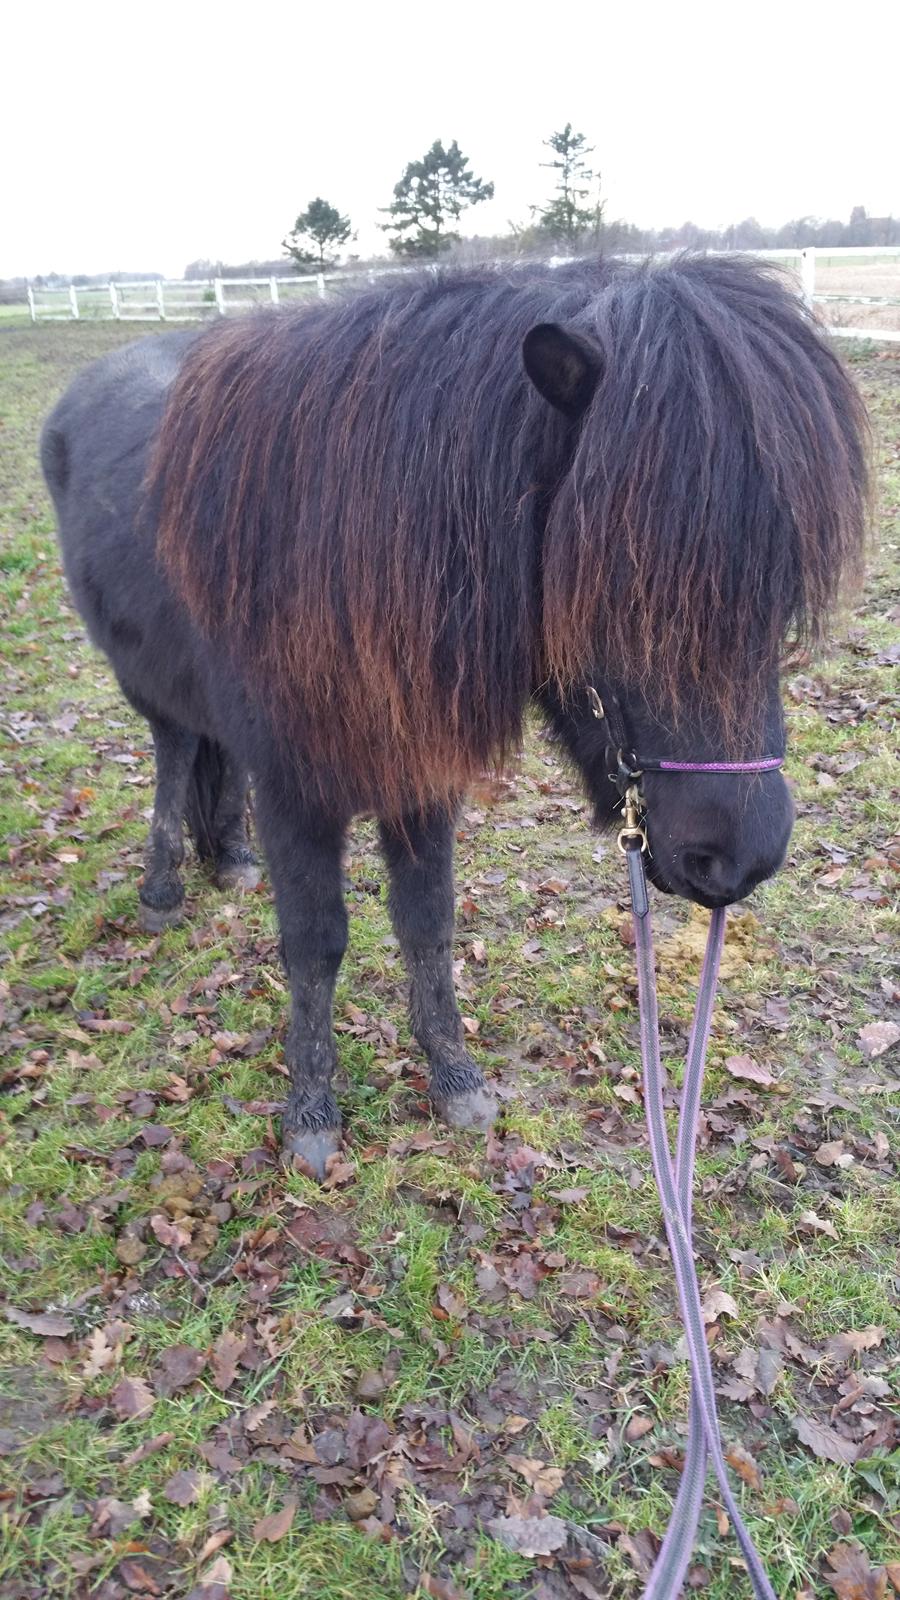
left=541, top=255, right=870, bottom=747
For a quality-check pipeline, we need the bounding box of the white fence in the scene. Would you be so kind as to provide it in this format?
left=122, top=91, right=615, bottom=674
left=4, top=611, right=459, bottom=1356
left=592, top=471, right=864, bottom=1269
left=24, top=247, right=900, bottom=342
left=26, top=271, right=335, bottom=323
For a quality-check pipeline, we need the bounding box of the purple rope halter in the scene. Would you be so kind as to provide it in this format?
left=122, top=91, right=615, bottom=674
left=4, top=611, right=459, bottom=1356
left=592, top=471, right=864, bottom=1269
left=593, top=683, right=784, bottom=1597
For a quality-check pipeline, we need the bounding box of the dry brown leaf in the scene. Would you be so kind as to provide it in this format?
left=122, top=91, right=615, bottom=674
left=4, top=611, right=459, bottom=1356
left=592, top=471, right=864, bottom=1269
left=726, top=1443, right=763, bottom=1491
left=244, top=1399, right=276, bottom=1432
left=488, top=1512, right=568, bottom=1558
left=794, top=1416, right=859, bottom=1466
left=815, top=1140, right=853, bottom=1169
left=121, top=1432, right=174, bottom=1470
left=701, top=1287, right=738, bottom=1323
left=253, top=1497, right=298, bottom=1542
left=799, top=1210, right=839, bottom=1240
left=111, top=1375, right=155, bottom=1420
left=155, top=1343, right=207, bottom=1396
left=163, top=1469, right=201, bottom=1506
left=4, top=1305, right=75, bottom=1338
left=725, top=1054, right=775, bottom=1088
left=119, top=1560, right=162, bottom=1595
left=210, top=1330, right=245, bottom=1391
left=625, top=1414, right=655, bottom=1443
left=857, top=1022, right=900, bottom=1060
left=825, top=1327, right=885, bottom=1363
left=82, top=1326, right=122, bottom=1379
left=507, top=1454, right=565, bottom=1497
left=823, top=1540, right=887, bottom=1599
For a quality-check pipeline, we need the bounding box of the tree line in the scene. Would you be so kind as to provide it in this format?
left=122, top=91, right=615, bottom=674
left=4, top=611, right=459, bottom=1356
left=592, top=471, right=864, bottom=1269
left=278, top=127, right=898, bottom=272
left=9, top=129, right=896, bottom=297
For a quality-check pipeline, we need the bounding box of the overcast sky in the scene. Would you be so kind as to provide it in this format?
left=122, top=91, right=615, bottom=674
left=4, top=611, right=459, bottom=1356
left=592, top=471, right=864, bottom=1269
left=4, top=0, right=898, bottom=278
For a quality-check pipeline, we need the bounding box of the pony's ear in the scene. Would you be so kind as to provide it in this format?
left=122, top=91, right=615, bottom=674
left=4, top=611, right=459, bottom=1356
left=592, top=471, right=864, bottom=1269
left=522, top=323, right=602, bottom=417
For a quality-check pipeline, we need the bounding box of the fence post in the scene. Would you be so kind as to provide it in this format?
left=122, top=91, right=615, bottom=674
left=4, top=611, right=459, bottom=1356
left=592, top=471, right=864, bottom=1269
left=27, top=285, right=36, bottom=322
left=316, top=273, right=326, bottom=300
left=156, top=280, right=166, bottom=320
left=69, top=284, right=80, bottom=320
left=269, top=276, right=279, bottom=306
left=214, top=278, right=226, bottom=316
left=800, top=247, right=816, bottom=308
left=109, top=282, right=120, bottom=319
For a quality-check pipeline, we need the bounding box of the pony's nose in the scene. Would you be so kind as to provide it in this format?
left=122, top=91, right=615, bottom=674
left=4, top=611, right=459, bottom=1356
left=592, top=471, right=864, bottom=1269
left=677, top=846, right=757, bottom=907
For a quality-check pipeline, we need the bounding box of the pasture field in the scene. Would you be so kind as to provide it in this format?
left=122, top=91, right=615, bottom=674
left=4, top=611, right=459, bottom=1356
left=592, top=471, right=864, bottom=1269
left=0, top=320, right=898, bottom=1600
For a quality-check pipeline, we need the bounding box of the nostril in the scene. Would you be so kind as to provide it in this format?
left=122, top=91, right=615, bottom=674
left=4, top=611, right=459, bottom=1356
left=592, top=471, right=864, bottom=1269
left=682, top=850, right=720, bottom=887
left=678, top=848, right=744, bottom=903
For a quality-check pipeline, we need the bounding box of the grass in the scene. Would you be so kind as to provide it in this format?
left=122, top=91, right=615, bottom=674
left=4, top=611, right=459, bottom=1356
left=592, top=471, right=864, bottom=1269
left=0, top=320, right=898, bottom=1598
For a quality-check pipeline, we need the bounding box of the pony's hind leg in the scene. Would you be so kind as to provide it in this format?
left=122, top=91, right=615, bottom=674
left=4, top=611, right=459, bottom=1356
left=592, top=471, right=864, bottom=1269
left=253, top=778, right=348, bottom=1179
left=379, top=806, right=498, bottom=1133
left=212, top=755, right=259, bottom=893
left=138, top=716, right=199, bottom=933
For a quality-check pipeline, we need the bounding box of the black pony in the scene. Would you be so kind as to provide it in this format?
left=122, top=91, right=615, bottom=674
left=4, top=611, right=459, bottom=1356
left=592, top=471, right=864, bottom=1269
left=41, top=255, right=868, bottom=1175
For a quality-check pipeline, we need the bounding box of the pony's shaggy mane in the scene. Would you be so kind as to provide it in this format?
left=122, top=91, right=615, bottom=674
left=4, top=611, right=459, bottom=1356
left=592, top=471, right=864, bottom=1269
left=150, top=255, right=868, bottom=816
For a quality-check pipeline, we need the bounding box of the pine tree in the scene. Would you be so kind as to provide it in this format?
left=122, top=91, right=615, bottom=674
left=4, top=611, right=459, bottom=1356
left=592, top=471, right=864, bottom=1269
left=283, top=198, right=353, bottom=271
left=381, top=140, right=494, bottom=258
left=534, top=125, right=603, bottom=244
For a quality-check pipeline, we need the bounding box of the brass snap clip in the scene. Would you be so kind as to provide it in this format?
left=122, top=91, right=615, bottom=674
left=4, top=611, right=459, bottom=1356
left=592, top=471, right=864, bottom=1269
left=617, top=783, right=648, bottom=854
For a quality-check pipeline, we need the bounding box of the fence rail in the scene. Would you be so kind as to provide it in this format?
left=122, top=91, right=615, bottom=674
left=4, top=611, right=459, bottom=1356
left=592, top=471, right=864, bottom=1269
left=24, top=248, right=900, bottom=342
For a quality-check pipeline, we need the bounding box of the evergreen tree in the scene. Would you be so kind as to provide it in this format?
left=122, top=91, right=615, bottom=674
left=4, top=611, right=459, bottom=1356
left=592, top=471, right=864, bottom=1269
left=534, top=124, right=603, bottom=244
left=381, top=140, right=494, bottom=258
left=283, top=197, right=352, bottom=271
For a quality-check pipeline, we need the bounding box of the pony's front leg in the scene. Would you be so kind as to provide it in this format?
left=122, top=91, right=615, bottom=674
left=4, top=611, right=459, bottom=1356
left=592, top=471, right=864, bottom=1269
left=254, top=781, right=349, bottom=1179
left=379, top=806, right=498, bottom=1132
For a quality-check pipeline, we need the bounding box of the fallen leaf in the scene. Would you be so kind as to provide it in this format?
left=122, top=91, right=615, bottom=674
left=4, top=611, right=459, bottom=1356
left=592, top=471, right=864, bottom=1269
left=185, top=1556, right=233, bottom=1600
left=725, top=1054, right=775, bottom=1088
left=507, top=1453, right=565, bottom=1497
left=119, top=1561, right=162, bottom=1594
left=253, top=1497, right=298, bottom=1542
left=82, top=1324, right=124, bottom=1379
left=155, top=1343, right=207, bottom=1396
left=823, top=1540, right=887, bottom=1599
left=794, top=1416, right=859, bottom=1466
left=825, top=1327, right=885, bottom=1364
left=625, top=1415, right=655, bottom=1443
left=815, top=1140, right=853, bottom=1169
left=4, top=1306, right=75, bottom=1337
left=111, top=1375, right=155, bottom=1420
left=488, top=1512, right=568, bottom=1558
left=345, top=1487, right=379, bottom=1521
left=163, top=1468, right=200, bottom=1506
left=726, top=1443, right=763, bottom=1491
left=857, top=1022, right=900, bottom=1060
left=799, top=1210, right=839, bottom=1240
left=244, top=1399, right=276, bottom=1432
left=210, top=1330, right=245, bottom=1391
left=702, top=1287, right=738, bottom=1323
left=121, top=1432, right=174, bottom=1469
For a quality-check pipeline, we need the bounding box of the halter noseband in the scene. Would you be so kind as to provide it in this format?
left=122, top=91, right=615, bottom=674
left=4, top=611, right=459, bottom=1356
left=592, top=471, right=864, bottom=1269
left=585, top=685, right=784, bottom=854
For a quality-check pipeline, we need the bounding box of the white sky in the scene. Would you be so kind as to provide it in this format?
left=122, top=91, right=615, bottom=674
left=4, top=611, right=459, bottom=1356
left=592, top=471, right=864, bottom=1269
left=3, top=0, right=898, bottom=279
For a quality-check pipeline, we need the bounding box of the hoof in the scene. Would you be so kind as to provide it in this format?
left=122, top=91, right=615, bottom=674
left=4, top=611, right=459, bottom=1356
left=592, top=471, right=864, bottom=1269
left=216, top=859, right=261, bottom=893
left=434, top=1084, right=499, bottom=1133
left=283, top=1125, right=343, bottom=1182
left=138, top=899, right=184, bottom=933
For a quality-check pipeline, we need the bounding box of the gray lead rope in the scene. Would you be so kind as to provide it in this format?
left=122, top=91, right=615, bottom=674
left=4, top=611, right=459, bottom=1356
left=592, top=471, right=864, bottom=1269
left=642, top=905, right=724, bottom=1600
left=623, top=842, right=777, bottom=1600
